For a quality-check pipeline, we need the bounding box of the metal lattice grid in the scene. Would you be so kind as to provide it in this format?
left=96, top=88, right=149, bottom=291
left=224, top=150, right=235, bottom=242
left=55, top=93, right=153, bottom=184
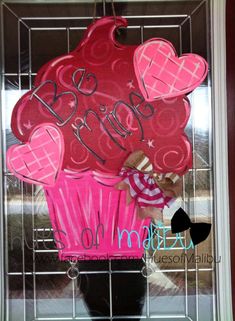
left=0, top=1, right=216, bottom=321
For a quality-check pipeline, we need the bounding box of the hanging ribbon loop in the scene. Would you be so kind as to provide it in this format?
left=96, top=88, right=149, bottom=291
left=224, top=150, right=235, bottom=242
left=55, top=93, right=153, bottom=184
left=92, top=0, right=117, bottom=25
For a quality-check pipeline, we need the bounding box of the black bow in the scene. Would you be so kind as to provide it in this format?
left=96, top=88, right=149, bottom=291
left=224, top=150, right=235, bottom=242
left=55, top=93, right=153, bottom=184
left=171, top=208, right=211, bottom=246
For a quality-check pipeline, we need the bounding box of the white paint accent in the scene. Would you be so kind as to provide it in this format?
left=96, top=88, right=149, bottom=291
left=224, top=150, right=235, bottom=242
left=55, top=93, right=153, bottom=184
left=144, top=164, right=153, bottom=172
left=136, top=156, right=149, bottom=170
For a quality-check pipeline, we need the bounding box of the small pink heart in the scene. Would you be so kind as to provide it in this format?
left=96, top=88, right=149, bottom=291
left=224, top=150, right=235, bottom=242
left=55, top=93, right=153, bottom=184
left=134, top=38, right=208, bottom=101
left=7, top=124, right=64, bottom=186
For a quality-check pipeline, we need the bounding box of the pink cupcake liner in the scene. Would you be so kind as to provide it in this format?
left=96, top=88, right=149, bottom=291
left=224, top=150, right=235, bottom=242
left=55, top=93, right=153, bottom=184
left=44, top=170, right=151, bottom=261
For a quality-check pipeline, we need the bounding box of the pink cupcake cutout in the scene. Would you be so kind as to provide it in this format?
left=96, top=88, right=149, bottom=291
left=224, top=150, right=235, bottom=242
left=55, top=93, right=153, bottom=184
left=7, top=17, right=208, bottom=260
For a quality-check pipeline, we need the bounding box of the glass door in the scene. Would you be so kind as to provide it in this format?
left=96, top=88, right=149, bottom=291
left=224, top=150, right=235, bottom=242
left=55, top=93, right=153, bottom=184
left=0, top=1, right=232, bottom=321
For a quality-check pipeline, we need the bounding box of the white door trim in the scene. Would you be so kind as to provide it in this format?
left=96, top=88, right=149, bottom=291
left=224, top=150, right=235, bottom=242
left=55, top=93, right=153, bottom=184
left=212, top=0, right=233, bottom=320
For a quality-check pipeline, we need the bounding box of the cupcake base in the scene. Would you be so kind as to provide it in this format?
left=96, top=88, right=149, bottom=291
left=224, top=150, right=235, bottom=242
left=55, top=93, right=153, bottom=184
left=44, top=170, right=151, bottom=261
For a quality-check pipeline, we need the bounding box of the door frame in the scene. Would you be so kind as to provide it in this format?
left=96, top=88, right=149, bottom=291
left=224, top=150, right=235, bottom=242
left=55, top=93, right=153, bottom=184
left=0, top=2, right=6, bottom=321
left=227, top=0, right=235, bottom=320
left=212, top=0, right=233, bottom=320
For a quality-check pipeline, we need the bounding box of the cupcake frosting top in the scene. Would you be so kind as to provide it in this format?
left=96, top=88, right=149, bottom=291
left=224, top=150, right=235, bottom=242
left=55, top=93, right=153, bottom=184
left=11, top=16, right=193, bottom=175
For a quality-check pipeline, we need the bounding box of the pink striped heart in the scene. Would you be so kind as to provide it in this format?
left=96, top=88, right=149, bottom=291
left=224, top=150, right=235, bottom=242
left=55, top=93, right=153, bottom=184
left=7, top=124, right=64, bottom=186
left=134, top=38, right=208, bottom=101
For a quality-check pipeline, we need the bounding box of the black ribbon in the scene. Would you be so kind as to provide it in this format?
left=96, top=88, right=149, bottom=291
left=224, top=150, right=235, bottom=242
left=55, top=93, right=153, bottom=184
left=171, top=208, right=211, bottom=246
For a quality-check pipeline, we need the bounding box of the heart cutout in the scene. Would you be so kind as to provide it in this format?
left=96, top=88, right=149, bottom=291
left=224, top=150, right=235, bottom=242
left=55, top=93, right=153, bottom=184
left=134, top=38, right=208, bottom=101
left=7, top=124, right=64, bottom=186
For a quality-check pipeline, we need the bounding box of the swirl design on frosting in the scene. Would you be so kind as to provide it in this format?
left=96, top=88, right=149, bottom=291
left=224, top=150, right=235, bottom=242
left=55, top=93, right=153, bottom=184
left=10, top=17, right=192, bottom=175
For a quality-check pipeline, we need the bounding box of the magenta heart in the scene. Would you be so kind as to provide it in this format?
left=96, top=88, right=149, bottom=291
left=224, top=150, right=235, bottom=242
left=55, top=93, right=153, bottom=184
left=7, top=124, right=64, bottom=186
left=134, top=38, right=208, bottom=101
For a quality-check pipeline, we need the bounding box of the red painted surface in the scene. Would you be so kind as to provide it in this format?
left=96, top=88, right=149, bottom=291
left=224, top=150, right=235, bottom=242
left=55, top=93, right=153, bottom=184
left=10, top=17, right=193, bottom=175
